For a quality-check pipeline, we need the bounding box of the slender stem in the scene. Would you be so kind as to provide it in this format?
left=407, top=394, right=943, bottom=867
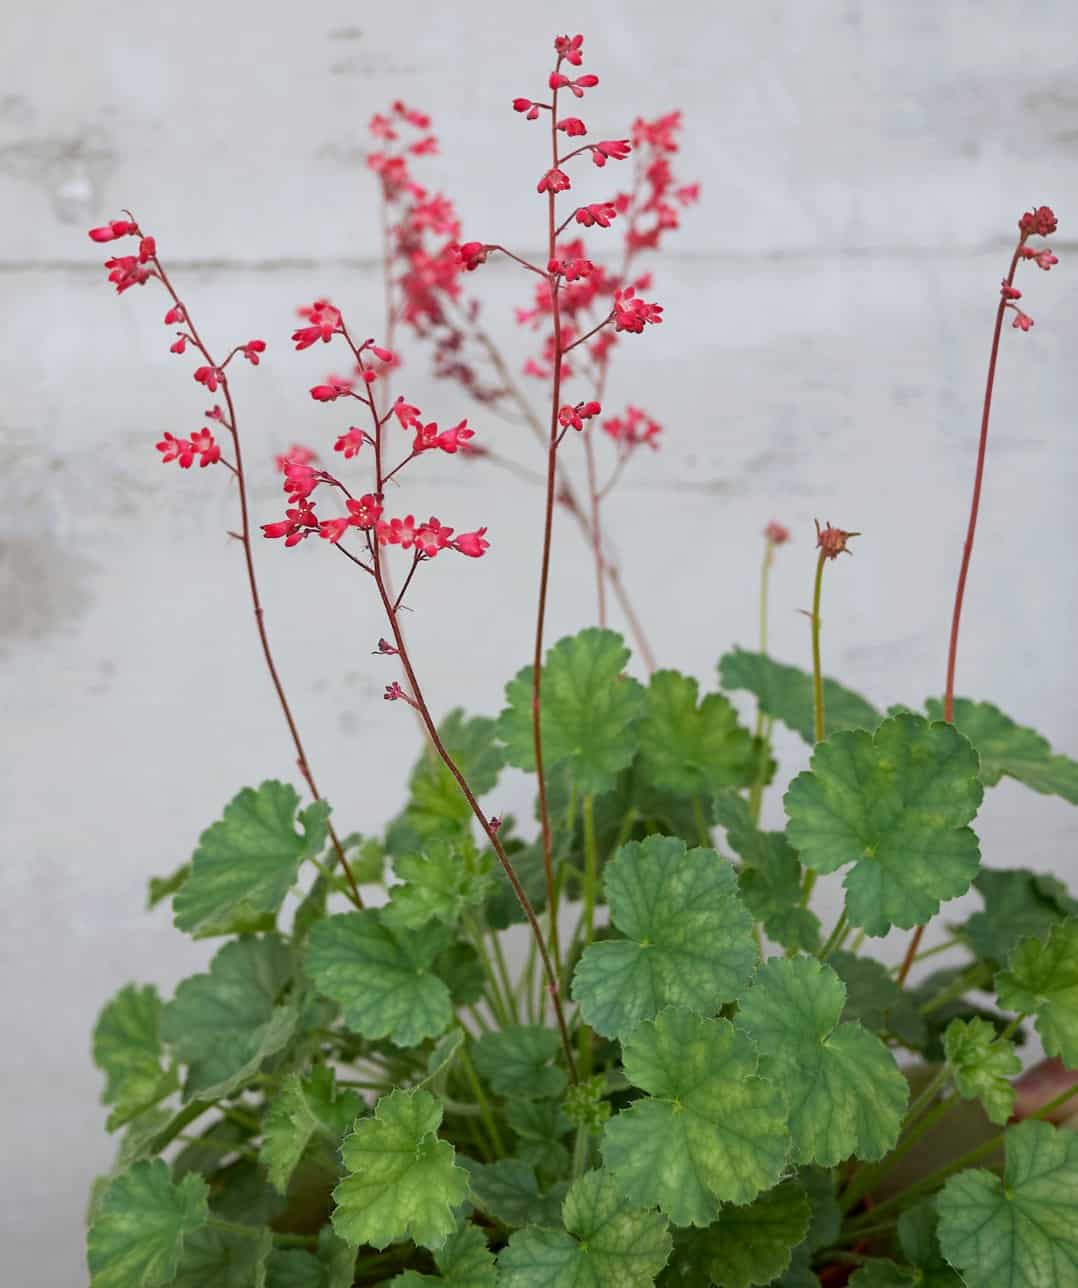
left=818, top=909, right=849, bottom=961
left=146, top=249, right=363, bottom=908
left=489, top=928, right=519, bottom=1024
left=579, top=793, right=600, bottom=1076
left=890, top=936, right=961, bottom=973
left=916, top=962, right=991, bottom=1017
left=458, top=1040, right=506, bottom=1157
left=800, top=550, right=828, bottom=905
left=692, top=797, right=711, bottom=848
left=530, top=66, right=567, bottom=981
left=583, top=425, right=607, bottom=626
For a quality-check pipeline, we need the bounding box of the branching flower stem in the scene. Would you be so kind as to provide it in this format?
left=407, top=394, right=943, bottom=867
left=144, top=241, right=363, bottom=907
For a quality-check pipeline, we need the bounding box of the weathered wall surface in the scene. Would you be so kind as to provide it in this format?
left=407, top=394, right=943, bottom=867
left=4, top=2, right=1078, bottom=1280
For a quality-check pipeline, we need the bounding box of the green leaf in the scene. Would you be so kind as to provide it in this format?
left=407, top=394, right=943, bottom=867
left=938, top=1119, right=1078, bottom=1287
left=87, top=1160, right=209, bottom=1288
left=507, top=1100, right=572, bottom=1181
left=925, top=697, right=1078, bottom=803
left=473, top=1025, right=568, bottom=1100
left=388, top=711, right=505, bottom=854
left=693, top=1180, right=811, bottom=1288
left=306, top=911, right=453, bottom=1048
left=714, top=792, right=820, bottom=953
left=997, top=918, right=1078, bottom=1067
left=173, top=781, right=329, bottom=938
left=847, top=1264, right=917, bottom=1286
left=172, top=1226, right=273, bottom=1288
left=93, top=984, right=178, bottom=1131
left=572, top=835, right=757, bottom=1039
left=891, top=1201, right=962, bottom=1287
left=498, top=628, right=647, bottom=795
left=390, top=1223, right=498, bottom=1286
left=382, top=839, right=496, bottom=931
left=485, top=839, right=548, bottom=931
left=332, top=1089, right=469, bottom=1251
left=435, top=941, right=486, bottom=1007
left=462, top=1158, right=566, bottom=1231
left=266, top=1229, right=355, bottom=1288
left=161, top=935, right=298, bottom=1101
left=775, top=1168, right=843, bottom=1287
left=147, top=862, right=190, bottom=910
left=718, top=649, right=880, bottom=743
left=829, top=951, right=926, bottom=1048
left=261, top=1067, right=362, bottom=1194
left=784, top=714, right=983, bottom=935
left=944, top=1017, right=1021, bottom=1125
left=735, top=956, right=908, bottom=1166
left=961, top=868, right=1078, bottom=965
left=602, top=1007, right=788, bottom=1226
left=498, top=1169, right=672, bottom=1287
left=416, top=1028, right=465, bottom=1092
left=637, top=671, right=756, bottom=797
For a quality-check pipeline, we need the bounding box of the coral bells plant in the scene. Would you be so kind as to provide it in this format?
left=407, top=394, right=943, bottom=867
left=82, top=30, right=1078, bottom=1288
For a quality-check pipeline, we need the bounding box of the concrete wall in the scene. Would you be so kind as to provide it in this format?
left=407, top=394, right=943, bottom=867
left=4, top=1, right=1078, bottom=1280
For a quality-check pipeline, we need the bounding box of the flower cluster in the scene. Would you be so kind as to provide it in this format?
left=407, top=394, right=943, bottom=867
left=1006, top=205, right=1059, bottom=332
left=602, top=404, right=662, bottom=451
left=156, top=429, right=222, bottom=469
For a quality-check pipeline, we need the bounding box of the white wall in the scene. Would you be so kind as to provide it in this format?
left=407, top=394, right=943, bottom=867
left=4, top=2, right=1078, bottom=1281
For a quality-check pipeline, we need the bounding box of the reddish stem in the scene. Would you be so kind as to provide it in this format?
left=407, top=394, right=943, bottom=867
left=898, top=236, right=1026, bottom=987
left=147, top=248, right=363, bottom=908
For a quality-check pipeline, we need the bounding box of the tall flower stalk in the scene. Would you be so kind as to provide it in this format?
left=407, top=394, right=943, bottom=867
left=748, top=521, right=790, bottom=821
left=897, top=203, right=1059, bottom=986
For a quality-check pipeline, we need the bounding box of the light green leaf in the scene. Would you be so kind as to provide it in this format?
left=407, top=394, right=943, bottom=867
left=944, top=1017, right=1021, bottom=1125
left=938, top=1119, right=1078, bottom=1287
left=473, top=1025, right=567, bottom=1101
left=694, top=1180, right=811, bottom=1287
left=87, top=1160, right=209, bottom=1288
left=382, top=839, right=496, bottom=931
left=498, top=629, right=647, bottom=796
left=147, top=862, right=190, bottom=910
left=602, top=1007, right=788, bottom=1226
left=718, top=649, right=880, bottom=743
left=161, top=935, right=298, bottom=1101
left=997, top=918, right=1078, bottom=1067
left=261, top=1067, right=362, bottom=1194
left=93, top=984, right=178, bottom=1131
left=173, top=781, right=329, bottom=938
left=961, top=867, right=1078, bottom=965
left=784, top=714, right=983, bottom=935
left=829, top=951, right=926, bottom=1048
left=735, top=956, right=907, bottom=1166
left=714, top=792, right=820, bottom=953
left=498, top=1169, right=672, bottom=1288
left=390, top=1223, right=498, bottom=1286
left=173, top=1226, right=273, bottom=1287
left=332, top=1088, right=468, bottom=1251
left=572, top=835, right=757, bottom=1039
left=637, top=671, right=756, bottom=797
left=925, top=697, right=1078, bottom=803
left=462, top=1158, right=566, bottom=1231
left=306, top=911, right=453, bottom=1048
left=387, top=711, right=505, bottom=853
left=266, top=1229, right=355, bottom=1288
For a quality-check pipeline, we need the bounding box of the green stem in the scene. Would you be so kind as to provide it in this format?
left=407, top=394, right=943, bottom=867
left=571, top=1124, right=590, bottom=1178
left=463, top=913, right=512, bottom=1027
left=890, top=936, right=962, bottom=973
left=818, top=909, right=850, bottom=961
left=748, top=539, right=775, bottom=823
left=208, top=1218, right=314, bottom=1248
left=580, top=794, right=600, bottom=1076
left=308, top=854, right=360, bottom=904
left=917, top=962, right=991, bottom=1017
left=458, top=1040, right=506, bottom=1158
left=489, top=927, right=519, bottom=1024
left=613, top=806, right=639, bottom=852
left=800, top=550, right=828, bottom=906
left=692, top=797, right=712, bottom=847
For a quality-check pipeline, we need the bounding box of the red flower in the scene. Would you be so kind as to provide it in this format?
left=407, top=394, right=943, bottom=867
left=275, top=444, right=317, bottom=473
left=763, top=521, right=791, bottom=545
left=241, top=339, right=267, bottom=365
left=537, top=168, right=571, bottom=194
left=194, top=365, right=223, bottom=392
left=346, top=494, right=383, bottom=529
left=613, top=287, right=663, bottom=333
left=292, top=300, right=342, bottom=349
left=558, top=400, right=602, bottom=431
left=1011, top=309, right=1034, bottom=331
left=318, top=517, right=351, bottom=544
left=815, top=519, right=860, bottom=559
left=282, top=462, right=319, bottom=499
left=592, top=139, right=631, bottom=166
left=414, top=517, right=454, bottom=557
left=163, top=304, right=186, bottom=325
left=549, top=72, right=598, bottom=98
left=189, top=428, right=221, bottom=467
left=169, top=335, right=187, bottom=355
left=104, top=255, right=152, bottom=293
left=513, top=97, right=542, bottom=121
left=413, top=421, right=440, bottom=453
left=310, top=376, right=353, bottom=402
left=453, top=241, right=489, bottom=271
left=262, top=500, right=320, bottom=547
left=557, top=116, right=587, bottom=136
left=156, top=432, right=196, bottom=468
left=88, top=219, right=138, bottom=243
left=575, top=202, right=618, bottom=228
left=452, top=527, right=490, bottom=558
left=376, top=514, right=419, bottom=549
left=393, top=397, right=422, bottom=429
left=1021, top=246, right=1059, bottom=270
left=602, top=405, right=661, bottom=450
left=334, top=428, right=365, bottom=459
left=1019, top=205, right=1057, bottom=237
left=554, top=33, right=584, bottom=65
left=435, top=419, right=475, bottom=453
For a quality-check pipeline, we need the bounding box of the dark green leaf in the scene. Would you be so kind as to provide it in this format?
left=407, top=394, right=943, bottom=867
left=382, top=838, right=496, bottom=931
left=260, top=1067, right=362, bottom=1194
left=829, top=952, right=926, bottom=1048
left=718, top=649, right=880, bottom=743
left=997, top=918, right=1078, bottom=1067
left=637, top=671, right=756, bottom=797
left=960, top=868, right=1078, bottom=966
left=461, top=1158, right=566, bottom=1231
left=473, top=1026, right=567, bottom=1100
